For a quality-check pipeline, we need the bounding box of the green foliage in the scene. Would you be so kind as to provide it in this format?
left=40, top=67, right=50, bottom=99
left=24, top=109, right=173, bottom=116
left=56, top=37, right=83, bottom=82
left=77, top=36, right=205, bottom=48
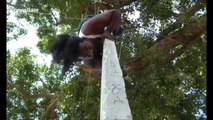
left=7, top=22, right=27, bottom=41
left=7, top=48, right=42, bottom=119
left=7, top=0, right=206, bottom=119
left=58, top=76, right=101, bottom=119
left=7, top=48, right=64, bottom=119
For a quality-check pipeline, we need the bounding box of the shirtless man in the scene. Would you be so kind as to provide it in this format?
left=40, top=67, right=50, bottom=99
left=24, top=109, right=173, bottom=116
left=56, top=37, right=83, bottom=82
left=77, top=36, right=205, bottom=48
left=50, top=9, right=123, bottom=75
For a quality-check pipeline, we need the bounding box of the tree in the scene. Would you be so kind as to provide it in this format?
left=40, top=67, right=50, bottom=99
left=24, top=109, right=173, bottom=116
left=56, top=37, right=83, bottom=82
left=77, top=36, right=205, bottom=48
left=7, top=0, right=206, bottom=119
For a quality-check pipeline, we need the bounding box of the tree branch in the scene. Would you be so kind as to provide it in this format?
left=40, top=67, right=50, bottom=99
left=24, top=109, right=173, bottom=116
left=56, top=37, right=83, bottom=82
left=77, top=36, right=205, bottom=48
left=48, top=5, right=59, bottom=26
left=155, top=0, right=205, bottom=42
left=39, top=78, right=49, bottom=90
left=41, top=97, right=59, bottom=120
left=163, top=40, right=196, bottom=65
left=102, top=0, right=137, bottom=8
left=6, top=2, right=17, bottom=8
left=31, top=93, right=56, bottom=99
left=122, top=14, right=206, bottom=75
left=7, top=80, right=56, bottom=99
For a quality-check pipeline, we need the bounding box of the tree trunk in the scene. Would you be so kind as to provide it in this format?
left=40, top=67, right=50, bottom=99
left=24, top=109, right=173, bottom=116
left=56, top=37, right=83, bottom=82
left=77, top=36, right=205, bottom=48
left=122, top=14, right=206, bottom=75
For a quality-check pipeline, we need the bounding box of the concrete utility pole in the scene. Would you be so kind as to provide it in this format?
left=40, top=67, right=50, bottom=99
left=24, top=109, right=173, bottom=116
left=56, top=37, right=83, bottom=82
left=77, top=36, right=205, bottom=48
left=100, top=39, right=132, bottom=120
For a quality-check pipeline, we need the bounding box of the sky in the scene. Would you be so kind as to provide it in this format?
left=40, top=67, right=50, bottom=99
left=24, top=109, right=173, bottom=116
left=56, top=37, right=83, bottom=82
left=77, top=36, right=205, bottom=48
left=7, top=10, right=52, bottom=66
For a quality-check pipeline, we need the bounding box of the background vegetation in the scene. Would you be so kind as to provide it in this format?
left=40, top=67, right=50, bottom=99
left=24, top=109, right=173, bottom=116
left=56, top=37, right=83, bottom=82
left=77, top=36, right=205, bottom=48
left=7, top=0, right=206, bottom=119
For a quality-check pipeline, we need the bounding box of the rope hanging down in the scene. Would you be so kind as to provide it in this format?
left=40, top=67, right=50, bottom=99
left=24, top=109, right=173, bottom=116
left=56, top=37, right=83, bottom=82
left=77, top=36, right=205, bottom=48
left=100, top=38, right=132, bottom=120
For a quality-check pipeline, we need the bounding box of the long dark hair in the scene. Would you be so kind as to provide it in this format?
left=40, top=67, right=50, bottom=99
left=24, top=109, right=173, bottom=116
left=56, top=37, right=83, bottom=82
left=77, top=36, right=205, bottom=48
left=50, top=35, right=103, bottom=75
left=50, top=35, right=84, bottom=75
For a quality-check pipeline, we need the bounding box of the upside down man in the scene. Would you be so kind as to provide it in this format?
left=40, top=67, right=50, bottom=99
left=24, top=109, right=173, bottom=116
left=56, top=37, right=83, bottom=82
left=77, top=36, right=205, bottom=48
left=50, top=9, right=123, bottom=75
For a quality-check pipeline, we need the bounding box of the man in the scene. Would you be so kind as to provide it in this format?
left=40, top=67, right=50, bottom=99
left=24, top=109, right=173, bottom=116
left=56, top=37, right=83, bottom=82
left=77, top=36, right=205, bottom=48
left=50, top=9, right=123, bottom=75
